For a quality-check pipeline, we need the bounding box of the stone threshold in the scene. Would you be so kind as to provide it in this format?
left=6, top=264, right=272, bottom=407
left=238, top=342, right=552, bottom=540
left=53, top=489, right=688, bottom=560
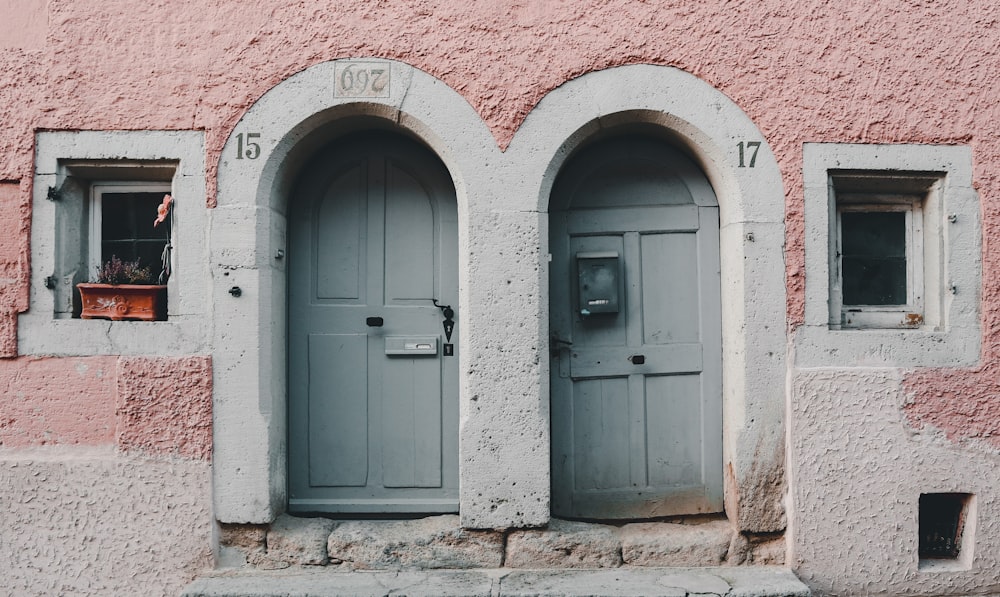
left=181, top=566, right=811, bottom=597
left=220, top=515, right=785, bottom=571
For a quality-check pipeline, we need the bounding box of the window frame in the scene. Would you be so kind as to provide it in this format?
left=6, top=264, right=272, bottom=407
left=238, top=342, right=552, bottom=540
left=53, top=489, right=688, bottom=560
left=833, top=192, right=924, bottom=329
left=89, top=181, right=173, bottom=280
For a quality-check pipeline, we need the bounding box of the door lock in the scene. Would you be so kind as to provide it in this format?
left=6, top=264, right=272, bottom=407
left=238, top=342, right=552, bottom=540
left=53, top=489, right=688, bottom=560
left=432, top=299, right=455, bottom=343
left=366, top=316, right=384, bottom=327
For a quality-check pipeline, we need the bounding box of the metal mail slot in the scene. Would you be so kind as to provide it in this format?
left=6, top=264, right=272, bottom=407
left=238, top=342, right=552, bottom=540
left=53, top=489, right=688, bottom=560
left=385, top=336, right=438, bottom=356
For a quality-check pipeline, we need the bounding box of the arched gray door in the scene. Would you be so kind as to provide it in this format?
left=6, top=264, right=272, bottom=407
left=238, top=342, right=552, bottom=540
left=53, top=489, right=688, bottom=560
left=288, top=132, right=459, bottom=514
left=549, top=136, right=723, bottom=519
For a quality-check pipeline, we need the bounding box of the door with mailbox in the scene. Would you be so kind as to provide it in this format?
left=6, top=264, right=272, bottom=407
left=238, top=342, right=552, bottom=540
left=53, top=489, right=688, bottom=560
left=549, top=136, right=723, bottom=519
left=287, top=132, right=459, bottom=514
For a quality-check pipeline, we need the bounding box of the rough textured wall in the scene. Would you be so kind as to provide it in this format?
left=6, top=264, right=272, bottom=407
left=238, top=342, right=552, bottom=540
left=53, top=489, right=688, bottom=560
left=0, top=181, right=28, bottom=357
left=0, top=356, right=117, bottom=447
left=0, top=357, right=213, bottom=596
left=791, top=369, right=1000, bottom=596
left=0, top=355, right=212, bottom=455
left=0, top=0, right=46, bottom=50
left=116, top=356, right=213, bottom=459
left=0, top=448, right=212, bottom=597
left=903, top=364, right=1000, bottom=450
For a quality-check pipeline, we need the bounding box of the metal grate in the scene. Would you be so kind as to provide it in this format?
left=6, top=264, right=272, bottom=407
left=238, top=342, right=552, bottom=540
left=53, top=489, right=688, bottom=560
left=919, top=493, right=968, bottom=559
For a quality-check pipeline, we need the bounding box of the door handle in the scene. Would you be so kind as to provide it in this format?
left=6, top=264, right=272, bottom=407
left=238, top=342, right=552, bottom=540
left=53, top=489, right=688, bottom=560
left=551, top=334, right=573, bottom=347
left=629, top=354, right=645, bottom=365
left=551, top=334, right=572, bottom=358
left=366, top=317, right=384, bottom=327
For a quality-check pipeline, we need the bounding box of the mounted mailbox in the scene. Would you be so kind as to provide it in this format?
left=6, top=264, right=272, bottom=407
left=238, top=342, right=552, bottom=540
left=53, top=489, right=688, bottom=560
left=576, top=251, right=620, bottom=315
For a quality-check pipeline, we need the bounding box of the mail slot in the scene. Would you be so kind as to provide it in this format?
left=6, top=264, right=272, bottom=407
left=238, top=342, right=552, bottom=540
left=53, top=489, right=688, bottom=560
left=385, top=336, right=438, bottom=356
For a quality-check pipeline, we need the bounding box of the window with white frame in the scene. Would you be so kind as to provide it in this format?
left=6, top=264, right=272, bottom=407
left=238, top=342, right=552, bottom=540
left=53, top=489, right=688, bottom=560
left=89, top=182, right=172, bottom=283
left=831, top=177, right=931, bottom=329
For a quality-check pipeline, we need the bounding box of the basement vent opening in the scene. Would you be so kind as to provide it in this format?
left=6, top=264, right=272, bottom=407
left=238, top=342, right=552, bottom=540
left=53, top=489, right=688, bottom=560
left=919, top=492, right=974, bottom=571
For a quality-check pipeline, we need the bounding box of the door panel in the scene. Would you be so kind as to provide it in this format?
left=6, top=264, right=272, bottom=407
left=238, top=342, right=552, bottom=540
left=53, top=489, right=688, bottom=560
left=289, top=133, right=458, bottom=514
left=550, top=136, right=723, bottom=520
left=384, top=164, right=436, bottom=303
left=381, top=354, right=443, bottom=488
left=316, top=166, right=365, bottom=301
left=572, top=377, right=631, bottom=491
left=307, top=333, right=368, bottom=487
left=640, top=233, right=700, bottom=344
left=645, top=374, right=703, bottom=487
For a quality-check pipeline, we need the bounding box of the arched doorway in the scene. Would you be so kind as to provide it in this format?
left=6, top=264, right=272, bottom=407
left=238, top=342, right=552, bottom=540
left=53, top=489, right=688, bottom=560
left=549, top=134, right=723, bottom=519
left=287, top=131, right=460, bottom=514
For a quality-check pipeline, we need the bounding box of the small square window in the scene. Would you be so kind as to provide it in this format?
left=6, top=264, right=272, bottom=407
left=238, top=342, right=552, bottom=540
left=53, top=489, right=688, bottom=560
left=834, top=192, right=923, bottom=328
left=800, top=143, right=980, bottom=368
left=827, top=172, right=943, bottom=331
left=24, top=130, right=206, bottom=356
left=90, top=182, right=171, bottom=280
left=918, top=492, right=975, bottom=572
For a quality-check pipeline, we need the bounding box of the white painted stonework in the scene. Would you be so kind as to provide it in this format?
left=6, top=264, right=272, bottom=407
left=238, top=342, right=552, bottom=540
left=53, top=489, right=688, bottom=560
left=0, top=447, right=211, bottom=596
left=212, top=60, right=788, bottom=532
left=799, top=143, right=980, bottom=368
left=789, top=369, right=999, bottom=595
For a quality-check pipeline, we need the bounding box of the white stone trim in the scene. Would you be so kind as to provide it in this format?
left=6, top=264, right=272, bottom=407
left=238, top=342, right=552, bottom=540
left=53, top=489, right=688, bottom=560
left=22, top=131, right=209, bottom=356
left=799, top=143, right=981, bottom=367
left=213, top=61, right=789, bottom=533
left=212, top=59, right=502, bottom=524
left=510, top=64, right=788, bottom=532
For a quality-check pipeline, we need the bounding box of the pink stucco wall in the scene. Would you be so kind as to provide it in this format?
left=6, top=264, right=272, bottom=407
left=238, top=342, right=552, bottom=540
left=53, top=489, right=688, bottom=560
left=0, top=0, right=46, bottom=50
left=116, top=356, right=212, bottom=460
left=0, top=181, right=28, bottom=358
left=903, top=364, right=1000, bottom=449
left=0, top=355, right=212, bottom=458
left=2, top=4, right=999, bottom=449
left=0, top=356, right=117, bottom=447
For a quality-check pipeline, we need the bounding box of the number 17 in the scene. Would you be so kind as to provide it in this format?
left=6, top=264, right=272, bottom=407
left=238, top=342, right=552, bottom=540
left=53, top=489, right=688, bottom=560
left=737, top=141, right=761, bottom=168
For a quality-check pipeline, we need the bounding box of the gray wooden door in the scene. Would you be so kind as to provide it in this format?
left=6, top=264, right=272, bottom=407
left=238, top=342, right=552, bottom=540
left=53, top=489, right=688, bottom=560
left=288, top=132, right=459, bottom=514
left=550, top=136, right=723, bottom=519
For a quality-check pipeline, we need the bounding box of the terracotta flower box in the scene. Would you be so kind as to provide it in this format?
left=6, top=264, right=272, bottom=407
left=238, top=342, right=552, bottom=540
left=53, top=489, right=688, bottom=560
left=78, top=283, right=167, bottom=321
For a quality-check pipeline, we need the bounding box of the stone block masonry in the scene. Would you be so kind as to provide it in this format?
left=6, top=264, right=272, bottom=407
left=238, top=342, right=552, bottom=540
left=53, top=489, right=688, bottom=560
left=220, top=515, right=782, bottom=572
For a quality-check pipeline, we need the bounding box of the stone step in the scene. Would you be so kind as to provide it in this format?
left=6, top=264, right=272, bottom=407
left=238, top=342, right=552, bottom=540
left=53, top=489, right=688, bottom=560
left=181, top=566, right=810, bottom=597
left=221, top=514, right=785, bottom=571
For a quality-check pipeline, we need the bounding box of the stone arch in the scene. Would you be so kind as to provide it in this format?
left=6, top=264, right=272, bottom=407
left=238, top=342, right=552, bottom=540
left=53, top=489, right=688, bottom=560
left=212, top=59, right=497, bottom=523
left=507, top=65, right=788, bottom=531
left=212, top=61, right=787, bottom=532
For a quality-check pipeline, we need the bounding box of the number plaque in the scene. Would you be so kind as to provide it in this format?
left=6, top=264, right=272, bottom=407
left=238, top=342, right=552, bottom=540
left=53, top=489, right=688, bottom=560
left=334, top=62, right=390, bottom=98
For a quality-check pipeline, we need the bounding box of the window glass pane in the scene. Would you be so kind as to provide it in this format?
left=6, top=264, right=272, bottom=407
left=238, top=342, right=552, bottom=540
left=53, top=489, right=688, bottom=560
left=841, top=211, right=906, bottom=305
left=101, top=240, right=163, bottom=276
left=100, top=191, right=165, bottom=269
